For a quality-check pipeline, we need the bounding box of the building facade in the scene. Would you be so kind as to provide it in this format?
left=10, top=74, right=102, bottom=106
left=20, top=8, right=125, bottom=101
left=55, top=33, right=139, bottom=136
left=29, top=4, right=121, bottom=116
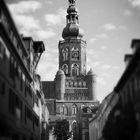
left=0, top=1, right=49, bottom=140
left=42, top=0, right=99, bottom=139
left=102, top=39, right=140, bottom=140
left=76, top=104, right=99, bottom=140
left=88, top=39, right=140, bottom=140
left=89, top=92, right=118, bottom=140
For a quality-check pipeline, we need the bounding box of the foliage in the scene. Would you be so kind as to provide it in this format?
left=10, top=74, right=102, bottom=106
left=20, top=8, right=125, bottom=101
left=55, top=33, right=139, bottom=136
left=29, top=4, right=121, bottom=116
left=52, top=119, right=71, bottom=140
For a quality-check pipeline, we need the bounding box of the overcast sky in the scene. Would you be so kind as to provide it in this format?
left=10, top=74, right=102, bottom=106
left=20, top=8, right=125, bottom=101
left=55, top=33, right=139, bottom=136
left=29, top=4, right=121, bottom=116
left=5, top=0, right=140, bottom=101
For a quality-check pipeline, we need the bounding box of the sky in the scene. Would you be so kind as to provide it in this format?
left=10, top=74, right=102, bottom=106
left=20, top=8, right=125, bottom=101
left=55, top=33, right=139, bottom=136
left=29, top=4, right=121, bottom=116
left=5, top=0, right=140, bottom=101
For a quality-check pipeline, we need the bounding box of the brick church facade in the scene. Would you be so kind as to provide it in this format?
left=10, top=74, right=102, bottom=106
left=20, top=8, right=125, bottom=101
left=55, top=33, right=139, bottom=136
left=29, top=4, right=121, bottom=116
left=42, top=0, right=99, bottom=133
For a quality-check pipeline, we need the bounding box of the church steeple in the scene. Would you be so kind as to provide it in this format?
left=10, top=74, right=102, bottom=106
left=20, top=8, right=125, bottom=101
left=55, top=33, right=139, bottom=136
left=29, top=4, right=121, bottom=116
left=58, top=0, right=86, bottom=77
left=67, top=0, right=78, bottom=24
left=55, top=0, right=96, bottom=101
left=62, top=0, right=84, bottom=39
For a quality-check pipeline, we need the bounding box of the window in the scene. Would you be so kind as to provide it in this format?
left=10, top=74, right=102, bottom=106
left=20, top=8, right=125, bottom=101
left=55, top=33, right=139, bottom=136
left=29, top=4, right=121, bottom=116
left=0, top=38, right=6, bottom=59
left=72, top=105, right=77, bottom=115
left=64, top=106, right=68, bottom=115
left=25, top=80, right=30, bottom=97
left=137, top=73, right=140, bottom=91
left=65, top=82, right=69, bottom=87
left=60, top=106, right=63, bottom=114
left=13, top=36, right=18, bottom=48
left=20, top=72, right=23, bottom=91
left=70, top=81, right=73, bottom=87
left=9, top=55, right=14, bottom=79
left=74, top=82, right=77, bottom=87
left=0, top=41, right=3, bottom=58
left=15, top=95, right=22, bottom=120
left=25, top=79, right=27, bottom=97
left=72, top=48, right=79, bottom=60
left=78, top=81, right=82, bottom=87
left=62, top=64, right=68, bottom=74
left=0, top=79, right=5, bottom=95
left=134, top=76, right=138, bottom=92
left=9, top=89, right=15, bottom=114
left=127, top=83, right=133, bottom=102
left=57, top=106, right=60, bottom=114
left=33, top=114, right=39, bottom=128
left=24, top=106, right=27, bottom=123
left=9, top=89, right=22, bottom=120
left=15, top=64, right=20, bottom=79
left=28, top=86, right=33, bottom=98
left=83, top=82, right=86, bottom=87
left=25, top=106, right=32, bottom=121
left=35, top=94, right=39, bottom=106
left=2, top=82, right=5, bottom=95
left=62, top=48, right=68, bottom=61
left=71, top=63, right=79, bottom=76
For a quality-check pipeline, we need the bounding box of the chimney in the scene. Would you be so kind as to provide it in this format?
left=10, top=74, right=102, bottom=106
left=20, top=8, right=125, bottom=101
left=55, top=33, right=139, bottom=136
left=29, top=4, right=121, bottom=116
left=131, top=39, right=140, bottom=53
left=124, top=54, right=133, bottom=67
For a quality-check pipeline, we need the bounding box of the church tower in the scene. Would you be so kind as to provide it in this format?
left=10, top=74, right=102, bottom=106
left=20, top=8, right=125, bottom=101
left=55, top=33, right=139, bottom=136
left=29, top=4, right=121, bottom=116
left=59, top=0, right=86, bottom=77
left=43, top=1, right=99, bottom=138
left=55, top=0, right=96, bottom=101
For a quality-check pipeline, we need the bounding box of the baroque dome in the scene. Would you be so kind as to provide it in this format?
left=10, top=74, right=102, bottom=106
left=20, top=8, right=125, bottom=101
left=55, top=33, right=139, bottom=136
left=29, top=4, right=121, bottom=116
left=62, top=23, right=84, bottom=39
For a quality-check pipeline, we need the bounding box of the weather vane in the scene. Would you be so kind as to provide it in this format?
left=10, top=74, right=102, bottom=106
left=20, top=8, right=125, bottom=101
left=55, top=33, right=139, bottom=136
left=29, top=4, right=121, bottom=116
left=68, top=0, right=76, bottom=5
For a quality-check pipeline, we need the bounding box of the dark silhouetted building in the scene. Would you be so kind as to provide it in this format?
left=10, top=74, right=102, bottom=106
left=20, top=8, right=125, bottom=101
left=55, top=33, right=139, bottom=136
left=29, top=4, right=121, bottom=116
left=0, top=1, right=49, bottom=140
left=89, top=39, right=140, bottom=140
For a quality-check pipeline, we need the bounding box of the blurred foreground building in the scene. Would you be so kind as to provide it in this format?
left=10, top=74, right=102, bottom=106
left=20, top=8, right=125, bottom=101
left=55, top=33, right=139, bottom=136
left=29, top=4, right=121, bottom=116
left=89, top=39, right=140, bottom=140
left=0, top=0, right=49, bottom=140
left=89, top=92, right=118, bottom=140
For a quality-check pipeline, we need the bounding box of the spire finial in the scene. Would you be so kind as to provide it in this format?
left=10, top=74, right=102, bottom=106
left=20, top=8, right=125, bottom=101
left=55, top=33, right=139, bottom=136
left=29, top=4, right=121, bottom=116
left=62, top=0, right=84, bottom=39
left=69, top=0, right=76, bottom=5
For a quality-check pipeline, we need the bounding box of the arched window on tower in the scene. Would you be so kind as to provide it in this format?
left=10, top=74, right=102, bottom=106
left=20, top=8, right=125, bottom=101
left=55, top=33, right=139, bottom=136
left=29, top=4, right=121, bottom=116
left=60, top=106, right=63, bottom=114
left=62, top=48, right=68, bottom=61
left=63, top=105, right=68, bottom=115
left=72, top=104, right=77, bottom=115
left=62, top=64, right=68, bottom=75
left=71, top=64, right=79, bottom=76
left=72, top=48, right=79, bottom=61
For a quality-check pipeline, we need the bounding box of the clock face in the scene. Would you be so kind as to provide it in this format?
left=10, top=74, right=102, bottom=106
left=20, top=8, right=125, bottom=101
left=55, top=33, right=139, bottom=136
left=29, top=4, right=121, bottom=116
left=72, top=47, right=79, bottom=60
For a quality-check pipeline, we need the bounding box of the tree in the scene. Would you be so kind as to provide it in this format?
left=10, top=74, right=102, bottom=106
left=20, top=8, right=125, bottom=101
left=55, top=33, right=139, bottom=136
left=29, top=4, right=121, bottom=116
left=53, top=119, right=71, bottom=140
